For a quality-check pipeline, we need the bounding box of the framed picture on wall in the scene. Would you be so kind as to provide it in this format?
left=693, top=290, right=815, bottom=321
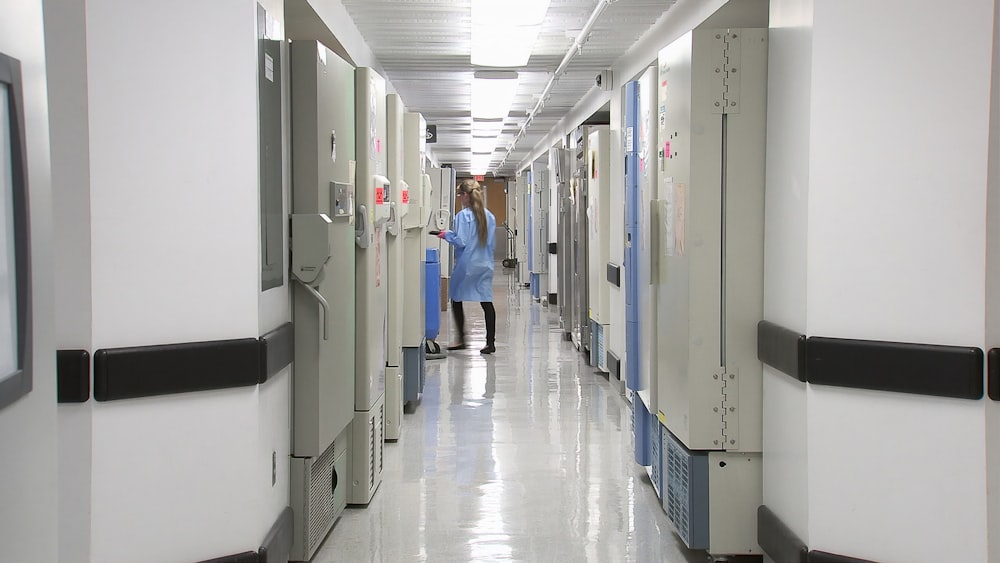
left=0, top=51, right=32, bottom=411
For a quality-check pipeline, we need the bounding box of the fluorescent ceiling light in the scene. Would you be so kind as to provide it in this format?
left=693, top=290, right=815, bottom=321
left=471, top=25, right=540, bottom=67
left=472, top=137, right=498, bottom=153
left=472, top=0, right=550, bottom=26
left=472, top=73, right=518, bottom=119
left=470, top=0, right=549, bottom=66
left=472, top=119, right=504, bottom=136
left=471, top=154, right=493, bottom=167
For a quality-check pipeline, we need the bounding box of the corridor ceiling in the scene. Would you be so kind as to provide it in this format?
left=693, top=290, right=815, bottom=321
left=337, top=0, right=677, bottom=177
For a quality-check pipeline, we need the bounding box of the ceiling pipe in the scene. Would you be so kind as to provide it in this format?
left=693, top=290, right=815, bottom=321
left=499, top=0, right=618, bottom=170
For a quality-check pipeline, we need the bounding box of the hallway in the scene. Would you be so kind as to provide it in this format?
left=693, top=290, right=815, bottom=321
left=315, top=272, right=704, bottom=562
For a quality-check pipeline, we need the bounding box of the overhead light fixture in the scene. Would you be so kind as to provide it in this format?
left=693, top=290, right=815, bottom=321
left=472, top=0, right=550, bottom=26
left=470, top=0, right=550, bottom=67
left=472, top=71, right=518, bottom=119
left=471, top=26, right=539, bottom=67
left=471, top=118, right=505, bottom=137
left=472, top=137, right=497, bottom=153
left=470, top=153, right=493, bottom=175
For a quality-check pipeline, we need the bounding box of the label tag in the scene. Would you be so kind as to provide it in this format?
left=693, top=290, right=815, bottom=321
left=264, top=53, right=274, bottom=82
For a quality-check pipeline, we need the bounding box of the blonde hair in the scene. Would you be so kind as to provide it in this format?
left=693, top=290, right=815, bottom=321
left=458, top=179, right=488, bottom=245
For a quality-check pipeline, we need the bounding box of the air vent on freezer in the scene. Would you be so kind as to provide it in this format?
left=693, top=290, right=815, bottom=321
left=663, top=429, right=709, bottom=550
left=290, top=436, right=347, bottom=562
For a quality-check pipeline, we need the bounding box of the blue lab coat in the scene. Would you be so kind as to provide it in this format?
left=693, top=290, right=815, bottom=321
left=442, top=207, right=496, bottom=302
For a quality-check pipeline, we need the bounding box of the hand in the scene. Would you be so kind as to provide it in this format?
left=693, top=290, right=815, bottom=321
left=437, top=230, right=446, bottom=239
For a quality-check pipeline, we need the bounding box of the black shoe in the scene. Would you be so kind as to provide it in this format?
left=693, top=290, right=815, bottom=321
left=447, top=343, right=467, bottom=351
left=480, top=344, right=496, bottom=355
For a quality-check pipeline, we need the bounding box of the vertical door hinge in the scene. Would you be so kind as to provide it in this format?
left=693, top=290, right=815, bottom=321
left=722, top=31, right=742, bottom=114
left=720, top=367, right=739, bottom=450
left=714, top=366, right=727, bottom=447
left=711, top=33, right=727, bottom=114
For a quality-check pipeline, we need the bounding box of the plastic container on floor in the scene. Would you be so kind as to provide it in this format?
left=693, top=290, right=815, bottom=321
left=425, top=248, right=441, bottom=341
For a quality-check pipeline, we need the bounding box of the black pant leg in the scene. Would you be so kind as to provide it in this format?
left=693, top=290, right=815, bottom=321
left=451, top=300, right=465, bottom=343
left=480, top=301, right=496, bottom=346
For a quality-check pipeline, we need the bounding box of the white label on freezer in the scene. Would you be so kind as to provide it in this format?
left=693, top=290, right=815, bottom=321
left=264, top=53, right=274, bottom=82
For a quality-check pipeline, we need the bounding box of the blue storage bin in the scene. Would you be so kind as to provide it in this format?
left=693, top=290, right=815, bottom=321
left=633, top=396, right=652, bottom=466
left=424, top=248, right=441, bottom=340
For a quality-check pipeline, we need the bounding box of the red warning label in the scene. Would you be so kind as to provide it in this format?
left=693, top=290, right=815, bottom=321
left=375, top=186, right=385, bottom=205
left=402, top=189, right=409, bottom=204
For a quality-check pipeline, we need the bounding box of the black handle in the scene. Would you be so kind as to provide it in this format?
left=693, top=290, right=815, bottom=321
left=429, top=230, right=441, bottom=236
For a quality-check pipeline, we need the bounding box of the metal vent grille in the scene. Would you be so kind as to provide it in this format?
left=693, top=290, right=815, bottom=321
left=376, top=402, right=385, bottom=475
left=307, top=441, right=339, bottom=552
left=650, top=415, right=662, bottom=498
left=368, top=412, right=377, bottom=487
left=597, top=325, right=606, bottom=370
left=663, top=430, right=709, bottom=550
left=628, top=400, right=636, bottom=446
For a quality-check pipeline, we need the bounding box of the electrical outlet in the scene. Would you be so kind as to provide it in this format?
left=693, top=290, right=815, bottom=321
left=272, top=451, right=277, bottom=486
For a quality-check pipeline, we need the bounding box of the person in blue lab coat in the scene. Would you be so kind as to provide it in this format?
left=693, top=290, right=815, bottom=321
left=435, top=178, right=497, bottom=354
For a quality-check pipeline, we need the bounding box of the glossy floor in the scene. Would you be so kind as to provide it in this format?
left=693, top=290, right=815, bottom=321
left=314, top=272, right=705, bottom=563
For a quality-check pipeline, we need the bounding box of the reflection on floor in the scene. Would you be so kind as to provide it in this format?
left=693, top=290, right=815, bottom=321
left=314, top=271, right=705, bottom=563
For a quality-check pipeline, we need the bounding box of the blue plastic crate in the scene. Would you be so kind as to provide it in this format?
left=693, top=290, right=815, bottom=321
left=424, top=249, right=440, bottom=340
left=633, top=396, right=652, bottom=466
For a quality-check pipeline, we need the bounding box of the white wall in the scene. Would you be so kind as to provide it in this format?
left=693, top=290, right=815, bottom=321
left=255, top=0, right=293, bottom=541
left=803, top=0, right=994, bottom=560
left=761, top=0, right=813, bottom=544
left=43, top=0, right=95, bottom=559
left=763, top=0, right=998, bottom=559
left=987, top=1, right=1000, bottom=559
left=86, top=2, right=259, bottom=345
left=56, top=0, right=293, bottom=561
left=0, top=2, right=59, bottom=562
left=259, top=0, right=292, bottom=337
left=258, top=368, right=291, bottom=538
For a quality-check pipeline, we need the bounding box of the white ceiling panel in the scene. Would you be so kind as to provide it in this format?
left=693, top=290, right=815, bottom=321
left=340, top=0, right=676, bottom=176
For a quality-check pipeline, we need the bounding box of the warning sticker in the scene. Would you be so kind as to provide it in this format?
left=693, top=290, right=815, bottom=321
left=402, top=189, right=409, bottom=204
left=375, top=186, right=385, bottom=205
